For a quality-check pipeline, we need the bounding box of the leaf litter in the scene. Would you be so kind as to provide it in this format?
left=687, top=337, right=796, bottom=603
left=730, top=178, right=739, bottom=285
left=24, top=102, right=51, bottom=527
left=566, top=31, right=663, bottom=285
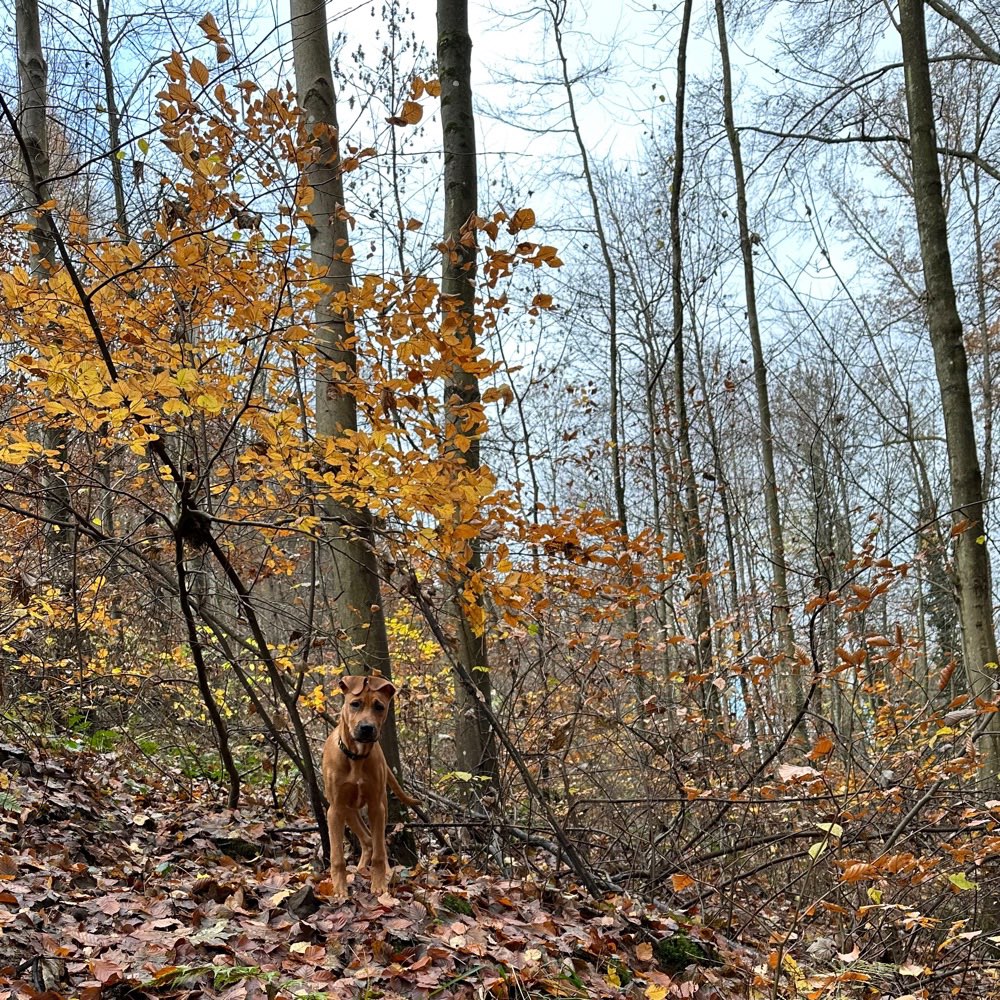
left=0, top=745, right=749, bottom=999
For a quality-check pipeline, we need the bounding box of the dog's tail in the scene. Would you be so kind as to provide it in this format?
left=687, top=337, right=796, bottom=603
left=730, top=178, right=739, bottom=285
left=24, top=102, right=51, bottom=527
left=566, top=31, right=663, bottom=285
left=386, top=767, right=420, bottom=807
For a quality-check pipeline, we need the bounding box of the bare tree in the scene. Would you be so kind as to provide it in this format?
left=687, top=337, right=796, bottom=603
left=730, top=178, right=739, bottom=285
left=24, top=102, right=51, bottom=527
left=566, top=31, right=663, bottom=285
left=714, top=0, right=799, bottom=721
left=667, top=0, right=714, bottom=696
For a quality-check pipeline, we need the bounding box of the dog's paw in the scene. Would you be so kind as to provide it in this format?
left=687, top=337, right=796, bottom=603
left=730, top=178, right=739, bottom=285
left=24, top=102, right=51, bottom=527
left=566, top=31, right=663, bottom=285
left=316, top=876, right=349, bottom=901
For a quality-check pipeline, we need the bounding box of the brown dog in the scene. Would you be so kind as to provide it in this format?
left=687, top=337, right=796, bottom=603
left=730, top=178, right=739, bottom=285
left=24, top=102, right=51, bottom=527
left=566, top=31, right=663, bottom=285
left=321, top=673, right=418, bottom=897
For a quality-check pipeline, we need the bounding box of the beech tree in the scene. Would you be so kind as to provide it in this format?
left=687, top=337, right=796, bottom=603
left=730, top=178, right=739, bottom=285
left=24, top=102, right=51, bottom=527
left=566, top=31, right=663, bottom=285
left=899, top=0, right=999, bottom=773
left=713, top=0, right=798, bottom=716
left=14, top=0, right=72, bottom=586
left=288, top=0, right=408, bottom=795
left=437, top=0, right=496, bottom=782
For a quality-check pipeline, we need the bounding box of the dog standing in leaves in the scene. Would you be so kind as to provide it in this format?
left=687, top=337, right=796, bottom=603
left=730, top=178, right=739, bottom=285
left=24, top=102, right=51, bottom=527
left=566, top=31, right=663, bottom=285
left=322, top=673, right=418, bottom=897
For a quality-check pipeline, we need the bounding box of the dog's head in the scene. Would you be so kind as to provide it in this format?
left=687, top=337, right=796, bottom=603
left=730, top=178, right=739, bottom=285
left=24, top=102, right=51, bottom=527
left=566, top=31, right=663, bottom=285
left=339, top=673, right=396, bottom=744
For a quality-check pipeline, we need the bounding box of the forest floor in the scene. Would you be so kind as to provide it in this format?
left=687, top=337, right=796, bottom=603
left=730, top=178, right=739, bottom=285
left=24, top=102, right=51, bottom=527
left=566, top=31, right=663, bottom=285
left=0, top=739, right=971, bottom=1000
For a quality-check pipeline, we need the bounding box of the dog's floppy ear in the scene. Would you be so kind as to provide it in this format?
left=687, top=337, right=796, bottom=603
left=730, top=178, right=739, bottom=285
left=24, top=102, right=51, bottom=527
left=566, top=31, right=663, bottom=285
left=339, top=674, right=367, bottom=696
left=367, top=675, right=397, bottom=700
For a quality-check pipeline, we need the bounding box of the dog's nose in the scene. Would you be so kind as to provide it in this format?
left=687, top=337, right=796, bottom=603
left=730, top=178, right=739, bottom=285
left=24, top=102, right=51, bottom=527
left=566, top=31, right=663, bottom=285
left=356, top=723, right=378, bottom=742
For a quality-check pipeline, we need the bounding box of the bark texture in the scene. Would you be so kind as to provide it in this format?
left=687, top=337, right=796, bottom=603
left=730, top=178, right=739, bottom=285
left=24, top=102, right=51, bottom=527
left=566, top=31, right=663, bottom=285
left=288, top=0, right=405, bottom=784
left=16, top=0, right=72, bottom=581
left=438, top=0, right=496, bottom=781
left=899, top=0, right=999, bottom=774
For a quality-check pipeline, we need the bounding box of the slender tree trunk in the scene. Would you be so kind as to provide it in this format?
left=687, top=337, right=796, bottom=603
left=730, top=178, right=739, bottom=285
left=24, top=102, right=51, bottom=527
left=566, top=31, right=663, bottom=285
left=175, top=535, right=240, bottom=807
left=714, top=0, right=800, bottom=720
left=961, top=161, right=993, bottom=498
left=288, top=0, right=406, bottom=791
left=899, top=0, right=999, bottom=775
left=96, top=0, right=128, bottom=238
left=693, top=336, right=761, bottom=761
left=16, top=0, right=73, bottom=588
left=668, top=0, right=714, bottom=699
left=437, top=0, right=496, bottom=782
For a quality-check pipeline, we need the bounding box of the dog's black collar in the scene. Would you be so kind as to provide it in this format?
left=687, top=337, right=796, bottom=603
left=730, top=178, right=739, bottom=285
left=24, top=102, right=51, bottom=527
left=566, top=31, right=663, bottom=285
left=338, top=736, right=373, bottom=761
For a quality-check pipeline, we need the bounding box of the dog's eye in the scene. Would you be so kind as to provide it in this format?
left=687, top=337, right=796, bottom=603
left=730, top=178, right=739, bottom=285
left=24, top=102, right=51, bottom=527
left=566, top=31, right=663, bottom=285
left=351, top=700, right=362, bottom=709
left=373, top=702, right=385, bottom=712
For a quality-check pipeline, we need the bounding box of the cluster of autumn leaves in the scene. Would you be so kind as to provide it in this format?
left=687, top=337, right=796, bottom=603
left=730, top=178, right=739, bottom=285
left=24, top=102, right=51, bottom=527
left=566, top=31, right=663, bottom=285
left=0, top=43, right=653, bottom=711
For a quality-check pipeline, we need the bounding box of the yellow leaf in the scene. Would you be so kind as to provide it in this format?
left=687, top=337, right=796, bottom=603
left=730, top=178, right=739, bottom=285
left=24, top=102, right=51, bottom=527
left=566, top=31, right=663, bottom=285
left=605, top=965, right=621, bottom=988
left=195, top=392, right=224, bottom=414
left=948, top=872, right=977, bottom=890
left=645, top=987, right=668, bottom=1000
left=174, top=368, right=200, bottom=390
left=163, top=398, right=193, bottom=417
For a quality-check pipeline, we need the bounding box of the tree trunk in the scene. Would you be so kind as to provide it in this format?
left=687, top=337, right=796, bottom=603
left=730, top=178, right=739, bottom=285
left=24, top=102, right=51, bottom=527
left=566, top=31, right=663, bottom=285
left=437, top=0, right=496, bottom=782
left=96, top=0, right=129, bottom=238
left=714, top=0, right=800, bottom=720
left=899, top=0, right=999, bottom=775
left=668, top=0, right=714, bottom=703
left=15, top=0, right=73, bottom=589
left=288, top=0, right=406, bottom=792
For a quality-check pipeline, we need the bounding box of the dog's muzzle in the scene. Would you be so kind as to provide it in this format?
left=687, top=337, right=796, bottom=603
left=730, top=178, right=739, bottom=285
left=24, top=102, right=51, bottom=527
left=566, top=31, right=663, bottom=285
left=354, top=724, right=379, bottom=743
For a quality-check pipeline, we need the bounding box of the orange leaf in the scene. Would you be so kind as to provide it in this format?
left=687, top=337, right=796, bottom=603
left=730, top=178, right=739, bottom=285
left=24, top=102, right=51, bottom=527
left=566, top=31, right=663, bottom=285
left=670, top=872, right=694, bottom=891
left=425, top=78, right=442, bottom=97
left=190, top=58, right=210, bottom=86
left=197, top=12, right=220, bottom=37
left=401, top=100, right=423, bottom=125
left=840, top=861, right=877, bottom=883
left=808, top=736, right=834, bottom=760
left=508, top=207, right=536, bottom=234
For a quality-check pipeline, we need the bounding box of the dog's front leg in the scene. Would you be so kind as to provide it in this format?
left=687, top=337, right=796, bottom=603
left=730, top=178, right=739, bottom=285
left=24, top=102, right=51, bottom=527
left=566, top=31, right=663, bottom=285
left=327, top=802, right=348, bottom=898
left=346, top=810, right=373, bottom=871
left=367, top=795, right=390, bottom=895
